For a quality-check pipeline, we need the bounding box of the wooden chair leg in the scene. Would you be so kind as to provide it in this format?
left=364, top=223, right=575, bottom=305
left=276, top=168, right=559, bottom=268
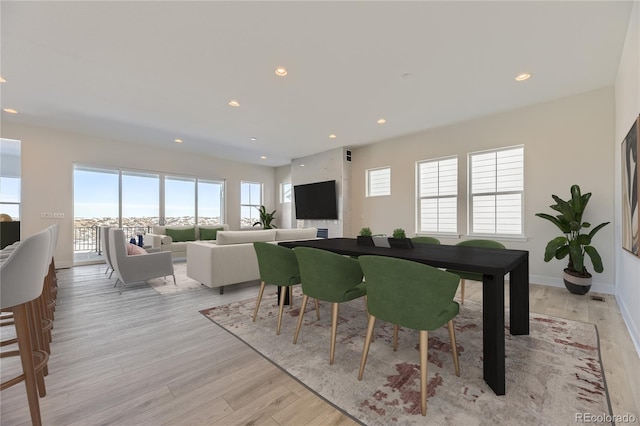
left=288, top=286, right=293, bottom=311
left=293, top=295, right=308, bottom=344
left=419, top=330, right=428, bottom=416
left=358, top=315, right=376, bottom=380
left=252, top=281, right=266, bottom=322
left=447, top=320, right=460, bottom=376
left=12, top=304, right=43, bottom=426
left=276, top=285, right=286, bottom=335
left=460, top=279, right=466, bottom=304
left=329, top=303, right=339, bottom=365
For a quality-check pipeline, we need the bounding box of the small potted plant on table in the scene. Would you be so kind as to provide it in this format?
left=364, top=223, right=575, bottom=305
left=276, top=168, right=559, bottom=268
left=357, top=227, right=374, bottom=246
left=388, top=228, right=414, bottom=249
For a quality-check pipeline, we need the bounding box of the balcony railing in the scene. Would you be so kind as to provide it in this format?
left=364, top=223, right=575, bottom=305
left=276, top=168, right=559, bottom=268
left=74, top=226, right=152, bottom=253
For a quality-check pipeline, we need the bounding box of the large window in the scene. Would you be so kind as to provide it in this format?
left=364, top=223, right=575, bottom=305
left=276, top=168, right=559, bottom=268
left=0, top=138, right=21, bottom=220
left=366, top=167, right=391, bottom=197
left=73, top=164, right=225, bottom=254
left=165, top=176, right=196, bottom=225
left=417, top=156, right=458, bottom=234
left=241, top=181, right=262, bottom=228
left=469, top=146, right=524, bottom=236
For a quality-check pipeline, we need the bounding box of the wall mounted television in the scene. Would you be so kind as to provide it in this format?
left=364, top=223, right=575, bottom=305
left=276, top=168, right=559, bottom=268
left=294, top=180, right=338, bottom=219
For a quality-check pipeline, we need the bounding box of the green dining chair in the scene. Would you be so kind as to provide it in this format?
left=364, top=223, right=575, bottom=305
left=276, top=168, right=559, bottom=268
left=358, top=255, right=461, bottom=416
left=447, top=239, right=506, bottom=304
left=293, top=246, right=366, bottom=365
left=253, top=242, right=310, bottom=335
left=411, top=236, right=441, bottom=245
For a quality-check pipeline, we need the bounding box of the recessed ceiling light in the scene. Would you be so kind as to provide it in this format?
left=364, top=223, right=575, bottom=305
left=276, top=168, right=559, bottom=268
left=401, top=73, right=413, bottom=80
left=0, top=76, right=6, bottom=83
left=329, top=134, right=337, bottom=139
left=228, top=100, right=240, bottom=107
left=174, top=138, right=183, bottom=143
left=515, top=73, right=531, bottom=82
left=275, top=67, right=288, bottom=76
left=300, top=164, right=305, bottom=167
left=250, top=137, right=257, bottom=141
left=377, top=118, right=386, bottom=124
left=260, top=156, right=267, bottom=159
left=2, top=108, right=18, bottom=114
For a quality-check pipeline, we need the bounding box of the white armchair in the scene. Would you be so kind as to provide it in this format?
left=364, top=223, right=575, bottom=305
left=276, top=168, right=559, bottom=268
left=108, top=228, right=176, bottom=288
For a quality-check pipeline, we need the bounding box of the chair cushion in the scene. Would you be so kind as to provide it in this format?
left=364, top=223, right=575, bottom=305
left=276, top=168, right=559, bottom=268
left=199, top=226, right=224, bottom=241
left=165, top=227, right=196, bottom=242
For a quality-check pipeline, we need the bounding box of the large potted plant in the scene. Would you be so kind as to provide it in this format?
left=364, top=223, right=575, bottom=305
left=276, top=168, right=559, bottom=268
left=253, top=206, right=277, bottom=229
left=535, top=184, right=609, bottom=295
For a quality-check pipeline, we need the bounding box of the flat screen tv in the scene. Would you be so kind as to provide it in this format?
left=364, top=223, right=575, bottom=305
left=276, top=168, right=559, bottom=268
left=294, top=180, right=338, bottom=220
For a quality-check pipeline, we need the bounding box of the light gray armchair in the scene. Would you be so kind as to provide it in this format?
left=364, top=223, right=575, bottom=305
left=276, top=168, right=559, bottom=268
left=100, top=226, right=115, bottom=278
left=108, top=228, right=176, bottom=288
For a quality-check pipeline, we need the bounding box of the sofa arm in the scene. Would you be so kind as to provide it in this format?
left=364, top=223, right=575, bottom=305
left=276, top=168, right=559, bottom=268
left=144, top=233, right=167, bottom=249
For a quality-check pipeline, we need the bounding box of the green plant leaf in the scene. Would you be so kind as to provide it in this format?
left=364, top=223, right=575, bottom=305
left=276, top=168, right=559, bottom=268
left=576, top=234, right=591, bottom=245
left=551, top=195, right=575, bottom=220
left=535, top=213, right=571, bottom=233
left=544, top=237, right=567, bottom=262
left=568, top=239, right=584, bottom=273
left=584, top=246, right=604, bottom=273
left=588, top=221, right=610, bottom=239
left=555, top=245, right=570, bottom=259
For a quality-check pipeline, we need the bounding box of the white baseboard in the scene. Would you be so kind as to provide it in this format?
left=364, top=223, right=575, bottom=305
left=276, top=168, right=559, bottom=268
left=615, top=293, right=640, bottom=358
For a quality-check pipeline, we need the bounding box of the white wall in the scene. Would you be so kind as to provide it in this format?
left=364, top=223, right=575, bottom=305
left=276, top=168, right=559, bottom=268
left=614, top=1, right=640, bottom=355
left=290, top=147, right=350, bottom=238
left=350, top=88, right=616, bottom=293
left=1, top=123, right=276, bottom=267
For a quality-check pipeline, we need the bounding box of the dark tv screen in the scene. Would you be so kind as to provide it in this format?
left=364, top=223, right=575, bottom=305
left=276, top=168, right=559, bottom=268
left=294, top=180, right=338, bottom=219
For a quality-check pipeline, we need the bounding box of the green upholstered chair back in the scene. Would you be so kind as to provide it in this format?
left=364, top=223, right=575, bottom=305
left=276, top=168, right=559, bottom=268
left=253, top=242, right=301, bottom=287
left=451, top=239, right=506, bottom=281
left=293, top=247, right=364, bottom=303
left=411, top=236, right=441, bottom=245
left=359, top=256, right=460, bottom=331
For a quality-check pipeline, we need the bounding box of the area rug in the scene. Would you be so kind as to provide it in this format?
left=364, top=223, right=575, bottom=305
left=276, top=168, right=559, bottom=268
left=147, top=262, right=203, bottom=294
left=200, top=290, right=612, bottom=425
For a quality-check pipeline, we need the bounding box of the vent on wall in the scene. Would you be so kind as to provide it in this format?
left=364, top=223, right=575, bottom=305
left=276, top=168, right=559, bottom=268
left=590, top=295, right=606, bottom=302
left=346, top=150, right=351, bottom=162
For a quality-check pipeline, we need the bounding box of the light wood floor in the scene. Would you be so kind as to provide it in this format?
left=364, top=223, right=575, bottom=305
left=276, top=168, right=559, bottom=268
left=1, top=264, right=638, bottom=425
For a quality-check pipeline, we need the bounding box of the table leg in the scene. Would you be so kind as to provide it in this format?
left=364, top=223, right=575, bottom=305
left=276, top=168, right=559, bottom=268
left=509, top=256, right=529, bottom=335
left=483, top=273, right=505, bottom=395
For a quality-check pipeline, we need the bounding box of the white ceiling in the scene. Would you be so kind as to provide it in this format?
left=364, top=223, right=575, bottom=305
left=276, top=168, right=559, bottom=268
left=0, top=1, right=634, bottom=167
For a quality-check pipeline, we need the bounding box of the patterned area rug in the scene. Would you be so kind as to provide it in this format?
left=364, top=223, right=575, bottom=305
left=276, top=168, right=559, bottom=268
left=147, top=262, right=203, bottom=294
left=201, top=289, right=612, bottom=425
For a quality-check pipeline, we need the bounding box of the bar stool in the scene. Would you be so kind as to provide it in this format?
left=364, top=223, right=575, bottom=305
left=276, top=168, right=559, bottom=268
left=0, top=228, right=52, bottom=426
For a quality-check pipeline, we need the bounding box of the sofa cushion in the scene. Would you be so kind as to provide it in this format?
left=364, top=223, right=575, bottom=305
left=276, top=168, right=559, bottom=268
left=215, top=230, right=276, bottom=245
left=165, top=227, right=196, bottom=242
left=275, top=228, right=318, bottom=241
left=199, top=226, right=224, bottom=241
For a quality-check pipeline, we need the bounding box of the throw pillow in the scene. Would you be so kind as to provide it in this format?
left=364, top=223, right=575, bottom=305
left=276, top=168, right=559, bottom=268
left=199, top=226, right=224, bottom=240
left=127, top=243, right=148, bottom=256
left=165, top=227, right=196, bottom=242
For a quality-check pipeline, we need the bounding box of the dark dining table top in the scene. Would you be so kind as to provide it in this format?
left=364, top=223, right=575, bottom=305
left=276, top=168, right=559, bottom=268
left=279, top=237, right=528, bottom=276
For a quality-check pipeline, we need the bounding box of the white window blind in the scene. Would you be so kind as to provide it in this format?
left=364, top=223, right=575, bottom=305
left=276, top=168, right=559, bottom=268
left=469, top=146, right=524, bottom=236
left=417, top=157, right=458, bottom=233
left=366, top=167, right=391, bottom=197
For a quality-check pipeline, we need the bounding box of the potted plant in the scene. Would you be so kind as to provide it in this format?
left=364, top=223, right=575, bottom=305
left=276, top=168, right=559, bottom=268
left=388, top=228, right=414, bottom=249
left=535, top=184, right=609, bottom=295
left=253, top=206, right=277, bottom=229
left=357, top=227, right=374, bottom=246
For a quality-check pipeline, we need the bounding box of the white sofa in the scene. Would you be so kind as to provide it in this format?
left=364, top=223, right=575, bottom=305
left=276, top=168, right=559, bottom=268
left=186, top=228, right=318, bottom=293
left=144, top=224, right=230, bottom=258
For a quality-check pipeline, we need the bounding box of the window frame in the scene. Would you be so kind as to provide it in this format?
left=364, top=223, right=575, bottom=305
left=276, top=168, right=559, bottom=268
left=468, top=145, right=524, bottom=238
left=416, top=155, right=458, bottom=236
left=365, top=166, right=391, bottom=197
left=240, top=180, right=263, bottom=229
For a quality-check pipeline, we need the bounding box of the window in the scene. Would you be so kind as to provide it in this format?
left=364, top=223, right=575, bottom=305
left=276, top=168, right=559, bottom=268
left=280, top=182, right=292, bottom=203
left=198, top=180, right=224, bottom=225
left=366, top=167, right=391, bottom=197
left=165, top=176, right=196, bottom=225
left=417, top=156, right=458, bottom=234
left=241, top=181, right=262, bottom=228
left=469, top=146, right=524, bottom=236
left=122, top=171, right=160, bottom=226
left=0, top=138, right=21, bottom=220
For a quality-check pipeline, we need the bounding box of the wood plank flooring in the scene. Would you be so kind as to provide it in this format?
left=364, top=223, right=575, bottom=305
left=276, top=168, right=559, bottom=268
left=1, top=264, right=638, bottom=425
